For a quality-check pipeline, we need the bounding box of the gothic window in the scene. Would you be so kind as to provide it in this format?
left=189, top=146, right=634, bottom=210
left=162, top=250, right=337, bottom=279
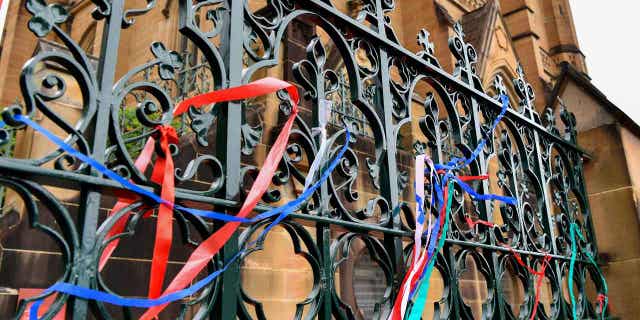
left=326, top=70, right=373, bottom=138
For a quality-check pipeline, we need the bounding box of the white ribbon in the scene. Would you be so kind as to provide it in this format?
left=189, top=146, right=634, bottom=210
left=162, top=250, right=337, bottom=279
left=393, top=155, right=436, bottom=320
left=304, top=99, right=332, bottom=191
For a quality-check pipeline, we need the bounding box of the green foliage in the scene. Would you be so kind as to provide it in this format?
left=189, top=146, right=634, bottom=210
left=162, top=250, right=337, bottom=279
left=120, top=106, right=187, bottom=159
left=0, top=129, right=17, bottom=158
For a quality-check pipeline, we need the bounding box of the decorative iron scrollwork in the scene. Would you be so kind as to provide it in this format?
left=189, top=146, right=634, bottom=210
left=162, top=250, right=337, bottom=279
left=0, top=0, right=605, bottom=318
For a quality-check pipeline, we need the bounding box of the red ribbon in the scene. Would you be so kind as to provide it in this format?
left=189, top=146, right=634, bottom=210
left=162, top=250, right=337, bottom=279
left=146, top=125, right=178, bottom=298
left=504, top=245, right=551, bottom=320
left=139, top=78, right=298, bottom=319
left=458, top=211, right=553, bottom=320
left=388, top=185, right=450, bottom=320
left=97, top=78, right=300, bottom=306
left=99, top=121, right=181, bottom=300
left=465, top=216, right=495, bottom=228
left=435, top=170, right=489, bottom=181
left=99, top=139, right=155, bottom=271
left=454, top=174, right=495, bottom=229
left=596, top=293, right=609, bottom=314
left=390, top=173, right=486, bottom=319
left=100, top=125, right=178, bottom=299
left=455, top=174, right=489, bottom=182
left=529, top=254, right=551, bottom=320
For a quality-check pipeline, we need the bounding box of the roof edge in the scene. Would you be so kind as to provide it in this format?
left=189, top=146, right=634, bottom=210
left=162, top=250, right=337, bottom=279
left=551, top=61, right=640, bottom=137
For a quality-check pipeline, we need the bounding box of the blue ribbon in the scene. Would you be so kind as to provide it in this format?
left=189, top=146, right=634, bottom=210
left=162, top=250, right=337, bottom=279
left=435, top=95, right=509, bottom=172
left=17, top=95, right=514, bottom=318
left=31, top=249, right=241, bottom=311
left=409, top=218, right=441, bottom=299
left=14, top=113, right=350, bottom=318
left=14, top=114, right=293, bottom=224
left=415, top=193, right=425, bottom=225
left=452, top=176, right=518, bottom=205
left=427, top=95, right=516, bottom=206
left=409, top=94, right=516, bottom=300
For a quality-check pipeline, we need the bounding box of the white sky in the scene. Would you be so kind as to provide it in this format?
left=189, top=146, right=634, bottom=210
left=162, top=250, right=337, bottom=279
left=570, top=1, right=640, bottom=125
left=0, top=0, right=9, bottom=43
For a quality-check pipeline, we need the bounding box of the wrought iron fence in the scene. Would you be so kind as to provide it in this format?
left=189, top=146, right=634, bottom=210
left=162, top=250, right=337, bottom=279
left=0, top=0, right=608, bottom=319
left=0, top=122, right=15, bottom=210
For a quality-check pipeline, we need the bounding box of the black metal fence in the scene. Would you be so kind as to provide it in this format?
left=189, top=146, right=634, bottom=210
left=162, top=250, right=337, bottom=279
left=0, top=0, right=607, bottom=318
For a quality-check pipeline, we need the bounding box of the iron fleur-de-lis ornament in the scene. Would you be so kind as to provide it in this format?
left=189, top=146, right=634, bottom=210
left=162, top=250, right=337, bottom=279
left=416, top=28, right=440, bottom=67
left=449, top=22, right=481, bottom=89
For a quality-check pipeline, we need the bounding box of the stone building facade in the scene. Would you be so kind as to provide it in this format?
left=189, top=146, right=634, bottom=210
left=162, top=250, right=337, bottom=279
left=0, top=0, right=638, bottom=318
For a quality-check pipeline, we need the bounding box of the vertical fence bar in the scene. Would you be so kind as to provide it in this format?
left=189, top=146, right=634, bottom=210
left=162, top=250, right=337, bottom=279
left=532, top=129, right=568, bottom=320
left=215, top=0, right=243, bottom=317
left=374, top=0, right=404, bottom=303
left=71, top=0, right=125, bottom=317
left=470, top=96, right=505, bottom=320
left=316, top=94, right=333, bottom=320
left=533, top=132, right=558, bottom=255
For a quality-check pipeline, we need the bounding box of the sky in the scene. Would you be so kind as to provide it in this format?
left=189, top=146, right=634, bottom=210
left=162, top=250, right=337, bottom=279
left=570, top=1, right=640, bottom=125
left=0, top=0, right=8, bottom=43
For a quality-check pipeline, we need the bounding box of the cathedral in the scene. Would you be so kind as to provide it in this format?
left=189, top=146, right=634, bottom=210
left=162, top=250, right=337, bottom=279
left=0, top=0, right=638, bottom=318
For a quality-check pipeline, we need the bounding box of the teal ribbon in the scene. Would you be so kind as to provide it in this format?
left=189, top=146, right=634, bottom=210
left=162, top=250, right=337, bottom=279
left=569, top=223, right=578, bottom=320
left=569, top=222, right=608, bottom=320
left=406, top=179, right=454, bottom=320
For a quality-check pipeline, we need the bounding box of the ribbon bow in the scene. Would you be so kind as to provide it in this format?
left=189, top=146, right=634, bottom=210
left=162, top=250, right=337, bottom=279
left=100, top=123, right=180, bottom=299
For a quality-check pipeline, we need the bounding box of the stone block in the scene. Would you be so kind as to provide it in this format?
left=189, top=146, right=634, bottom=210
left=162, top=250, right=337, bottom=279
left=99, top=258, right=185, bottom=298
left=2, top=200, right=75, bottom=253
left=241, top=227, right=314, bottom=270
left=588, top=187, right=640, bottom=261
left=240, top=267, right=313, bottom=302
left=581, top=125, right=631, bottom=194
left=0, top=250, right=65, bottom=289
left=601, top=258, right=640, bottom=319
left=243, top=299, right=313, bottom=320
left=620, top=126, right=640, bottom=190
left=0, top=292, right=18, bottom=318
